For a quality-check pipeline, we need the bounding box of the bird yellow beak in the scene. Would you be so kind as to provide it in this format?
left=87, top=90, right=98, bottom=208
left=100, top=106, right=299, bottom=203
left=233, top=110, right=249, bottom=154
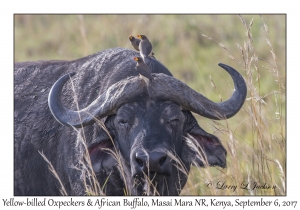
left=137, top=35, right=141, bottom=38
left=134, top=57, right=138, bottom=61
left=129, top=35, right=133, bottom=39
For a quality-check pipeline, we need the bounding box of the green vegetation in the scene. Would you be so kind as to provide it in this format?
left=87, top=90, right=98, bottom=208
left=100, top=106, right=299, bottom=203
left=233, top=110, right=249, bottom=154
left=14, top=14, right=286, bottom=195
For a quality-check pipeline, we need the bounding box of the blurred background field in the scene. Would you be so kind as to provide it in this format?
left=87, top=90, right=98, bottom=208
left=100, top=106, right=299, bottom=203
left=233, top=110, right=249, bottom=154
left=14, top=14, right=286, bottom=195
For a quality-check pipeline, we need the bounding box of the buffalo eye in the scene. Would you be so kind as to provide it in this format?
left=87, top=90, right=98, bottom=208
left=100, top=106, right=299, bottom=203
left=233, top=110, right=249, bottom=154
left=118, top=119, right=128, bottom=126
left=164, top=118, right=179, bottom=133
left=168, top=118, right=179, bottom=127
left=171, top=119, right=179, bottom=124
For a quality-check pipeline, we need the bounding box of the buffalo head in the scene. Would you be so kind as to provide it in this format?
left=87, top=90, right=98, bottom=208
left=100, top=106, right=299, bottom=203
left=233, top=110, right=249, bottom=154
left=48, top=61, right=246, bottom=195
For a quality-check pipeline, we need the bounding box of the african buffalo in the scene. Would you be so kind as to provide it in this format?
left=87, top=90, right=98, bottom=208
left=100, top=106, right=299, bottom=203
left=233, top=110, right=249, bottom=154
left=14, top=47, right=246, bottom=195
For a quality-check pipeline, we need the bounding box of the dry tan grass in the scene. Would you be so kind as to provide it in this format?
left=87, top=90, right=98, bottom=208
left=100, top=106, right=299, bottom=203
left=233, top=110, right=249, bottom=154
left=181, top=15, right=285, bottom=196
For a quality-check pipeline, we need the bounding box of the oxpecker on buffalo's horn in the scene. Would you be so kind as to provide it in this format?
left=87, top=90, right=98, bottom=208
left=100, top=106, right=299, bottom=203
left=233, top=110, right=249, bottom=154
left=134, top=56, right=153, bottom=96
left=134, top=57, right=153, bottom=82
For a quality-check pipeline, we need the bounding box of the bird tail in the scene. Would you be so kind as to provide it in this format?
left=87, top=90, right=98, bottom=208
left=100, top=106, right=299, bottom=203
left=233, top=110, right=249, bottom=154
left=141, top=75, right=152, bottom=97
left=141, top=75, right=150, bottom=85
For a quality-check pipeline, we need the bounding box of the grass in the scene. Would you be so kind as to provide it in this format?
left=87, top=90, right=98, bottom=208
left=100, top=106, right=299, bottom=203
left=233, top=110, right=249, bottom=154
left=182, top=15, right=285, bottom=196
left=15, top=14, right=286, bottom=195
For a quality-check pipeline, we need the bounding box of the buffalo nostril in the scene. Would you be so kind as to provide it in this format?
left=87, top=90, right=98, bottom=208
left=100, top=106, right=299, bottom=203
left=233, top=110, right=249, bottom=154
left=159, top=155, right=167, bottom=166
left=136, top=157, right=144, bottom=167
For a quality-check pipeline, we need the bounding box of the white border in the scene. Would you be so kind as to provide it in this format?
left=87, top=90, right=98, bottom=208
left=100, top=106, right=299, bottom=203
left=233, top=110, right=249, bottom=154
left=1, top=1, right=298, bottom=209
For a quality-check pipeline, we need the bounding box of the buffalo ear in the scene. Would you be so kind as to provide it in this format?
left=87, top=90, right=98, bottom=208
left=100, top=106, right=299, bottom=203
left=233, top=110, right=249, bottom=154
left=182, top=112, right=227, bottom=168
left=88, top=138, right=116, bottom=174
left=88, top=118, right=118, bottom=174
left=88, top=117, right=125, bottom=195
left=88, top=134, right=125, bottom=196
